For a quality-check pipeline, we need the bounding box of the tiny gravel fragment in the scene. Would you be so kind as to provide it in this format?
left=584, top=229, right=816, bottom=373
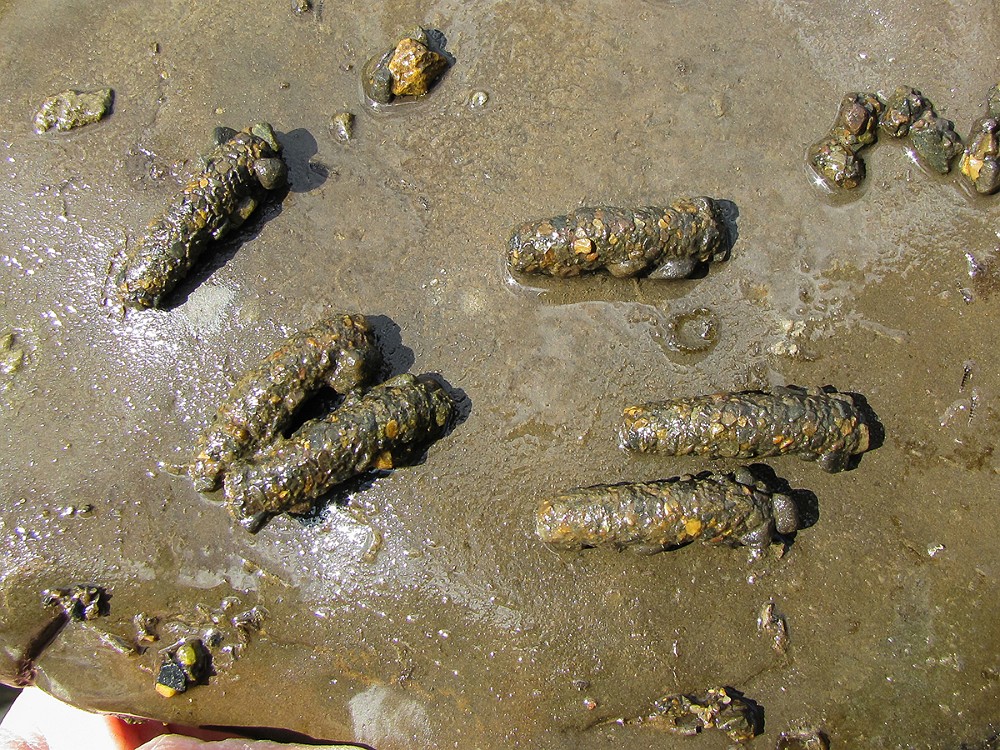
left=330, top=112, right=355, bottom=142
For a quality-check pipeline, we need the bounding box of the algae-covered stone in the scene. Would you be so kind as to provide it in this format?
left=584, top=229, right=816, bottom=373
left=362, top=49, right=395, bottom=105
left=388, top=37, right=448, bottom=97
left=33, top=88, right=113, bottom=134
left=909, top=113, right=963, bottom=173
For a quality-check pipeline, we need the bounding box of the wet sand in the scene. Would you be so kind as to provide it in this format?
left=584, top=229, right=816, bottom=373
left=1, top=1, right=999, bottom=747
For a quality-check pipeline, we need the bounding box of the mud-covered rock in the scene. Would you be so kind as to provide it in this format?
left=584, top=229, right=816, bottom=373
left=879, top=86, right=931, bottom=138
left=776, top=728, right=831, bottom=749
left=985, top=83, right=1000, bottom=118
left=807, top=136, right=865, bottom=190
left=330, top=111, right=355, bottom=142
left=807, top=92, right=881, bottom=190
left=0, top=331, right=25, bottom=379
left=33, top=88, right=113, bottom=133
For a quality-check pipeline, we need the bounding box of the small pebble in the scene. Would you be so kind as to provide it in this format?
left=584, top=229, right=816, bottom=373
left=330, top=112, right=354, bottom=142
left=757, top=600, right=790, bottom=655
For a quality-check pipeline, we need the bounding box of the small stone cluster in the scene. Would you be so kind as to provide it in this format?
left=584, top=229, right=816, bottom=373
left=624, top=687, right=763, bottom=743
left=808, top=83, right=1000, bottom=195
left=807, top=92, right=883, bottom=190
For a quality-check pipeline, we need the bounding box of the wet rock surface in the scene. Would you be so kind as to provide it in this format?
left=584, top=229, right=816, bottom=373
left=960, top=85, right=1000, bottom=195
left=388, top=37, right=448, bottom=97
left=362, top=26, right=451, bottom=107
left=880, top=86, right=931, bottom=138
left=2, top=1, right=1000, bottom=749
left=960, top=116, right=1000, bottom=194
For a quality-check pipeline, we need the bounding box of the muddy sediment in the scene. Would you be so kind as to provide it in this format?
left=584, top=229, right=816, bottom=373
left=1, top=1, right=1000, bottom=749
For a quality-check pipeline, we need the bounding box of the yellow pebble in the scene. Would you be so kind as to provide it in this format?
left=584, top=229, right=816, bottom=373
left=155, top=684, right=178, bottom=698
left=684, top=518, right=703, bottom=537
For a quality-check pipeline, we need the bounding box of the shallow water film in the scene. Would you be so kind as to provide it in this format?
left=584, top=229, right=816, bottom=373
left=1, top=1, right=1000, bottom=748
